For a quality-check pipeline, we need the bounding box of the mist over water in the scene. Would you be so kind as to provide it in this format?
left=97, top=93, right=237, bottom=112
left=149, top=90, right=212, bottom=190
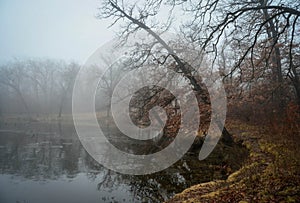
left=0, top=120, right=248, bottom=203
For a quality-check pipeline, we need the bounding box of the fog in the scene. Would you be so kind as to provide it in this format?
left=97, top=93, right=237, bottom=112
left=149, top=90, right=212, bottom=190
left=0, top=0, right=299, bottom=202
left=0, top=59, right=79, bottom=116
left=0, top=0, right=114, bottom=64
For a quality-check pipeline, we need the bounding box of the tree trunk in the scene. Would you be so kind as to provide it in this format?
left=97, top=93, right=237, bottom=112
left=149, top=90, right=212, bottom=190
left=16, top=88, right=30, bottom=114
left=109, top=1, right=234, bottom=151
left=260, top=0, right=285, bottom=111
left=58, top=91, right=66, bottom=118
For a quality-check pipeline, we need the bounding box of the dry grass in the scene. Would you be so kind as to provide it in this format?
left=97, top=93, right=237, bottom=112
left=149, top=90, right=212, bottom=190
left=167, top=120, right=300, bottom=203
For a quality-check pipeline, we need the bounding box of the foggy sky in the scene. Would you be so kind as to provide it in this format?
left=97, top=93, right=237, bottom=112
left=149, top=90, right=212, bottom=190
left=0, top=0, right=114, bottom=64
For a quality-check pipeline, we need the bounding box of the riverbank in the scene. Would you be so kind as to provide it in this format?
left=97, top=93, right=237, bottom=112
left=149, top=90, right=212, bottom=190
left=167, top=120, right=300, bottom=202
left=1, top=115, right=299, bottom=202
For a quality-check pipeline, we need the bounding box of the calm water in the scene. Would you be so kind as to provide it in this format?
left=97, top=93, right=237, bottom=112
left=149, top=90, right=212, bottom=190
left=0, top=120, right=247, bottom=203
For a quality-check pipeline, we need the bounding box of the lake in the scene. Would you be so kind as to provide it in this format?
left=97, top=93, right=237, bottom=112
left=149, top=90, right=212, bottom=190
left=0, top=119, right=248, bottom=203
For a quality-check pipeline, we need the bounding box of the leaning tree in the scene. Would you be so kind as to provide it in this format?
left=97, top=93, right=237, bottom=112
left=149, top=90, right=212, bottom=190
left=98, top=0, right=300, bottom=147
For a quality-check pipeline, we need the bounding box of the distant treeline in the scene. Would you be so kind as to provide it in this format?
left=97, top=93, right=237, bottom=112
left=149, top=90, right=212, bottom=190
left=0, top=59, right=80, bottom=117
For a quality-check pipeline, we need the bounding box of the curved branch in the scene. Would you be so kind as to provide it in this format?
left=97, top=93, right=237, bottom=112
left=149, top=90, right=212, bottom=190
left=109, top=0, right=210, bottom=104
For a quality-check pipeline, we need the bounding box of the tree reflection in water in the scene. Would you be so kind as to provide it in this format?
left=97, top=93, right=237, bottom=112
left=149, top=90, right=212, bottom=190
left=0, top=121, right=247, bottom=202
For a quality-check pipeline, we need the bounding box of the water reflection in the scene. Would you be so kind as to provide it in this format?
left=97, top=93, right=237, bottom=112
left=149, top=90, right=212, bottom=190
left=0, top=121, right=247, bottom=203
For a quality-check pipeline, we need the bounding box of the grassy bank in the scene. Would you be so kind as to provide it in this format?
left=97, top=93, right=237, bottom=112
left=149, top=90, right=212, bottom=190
left=167, top=120, right=300, bottom=202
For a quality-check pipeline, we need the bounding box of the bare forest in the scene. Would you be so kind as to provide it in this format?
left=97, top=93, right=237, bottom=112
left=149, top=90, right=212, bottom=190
left=0, top=0, right=299, bottom=202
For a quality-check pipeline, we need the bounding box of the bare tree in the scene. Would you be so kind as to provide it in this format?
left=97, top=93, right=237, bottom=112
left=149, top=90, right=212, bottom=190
left=0, top=61, right=30, bottom=114
left=99, top=0, right=300, bottom=123
left=99, top=0, right=235, bottom=145
left=57, top=62, right=79, bottom=118
left=179, top=0, right=300, bottom=106
left=26, top=59, right=58, bottom=114
left=0, top=59, right=80, bottom=117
